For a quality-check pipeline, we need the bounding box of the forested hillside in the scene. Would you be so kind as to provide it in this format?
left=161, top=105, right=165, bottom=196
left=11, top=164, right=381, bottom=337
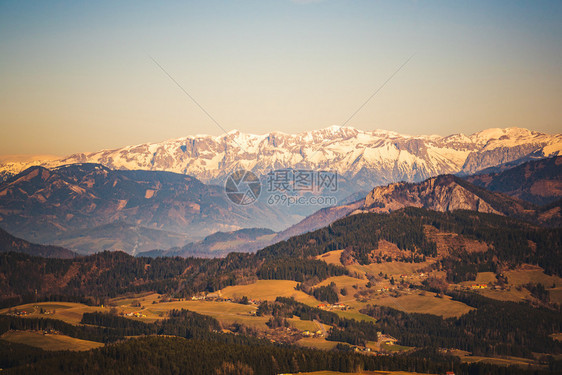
left=2, top=208, right=561, bottom=308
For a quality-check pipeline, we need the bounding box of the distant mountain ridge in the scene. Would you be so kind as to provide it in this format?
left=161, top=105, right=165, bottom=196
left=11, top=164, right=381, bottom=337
left=0, top=227, right=76, bottom=258
left=466, top=155, right=562, bottom=206
left=139, top=227, right=276, bottom=258
left=1, top=138, right=561, bottom=257
left=1, top=127, right=560, bottom=190
left=0, top=163, right=297, bottom=254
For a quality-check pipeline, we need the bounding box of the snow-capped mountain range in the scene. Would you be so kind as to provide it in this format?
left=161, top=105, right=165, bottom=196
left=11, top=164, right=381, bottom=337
left=1, top=126, right=561, bottom=188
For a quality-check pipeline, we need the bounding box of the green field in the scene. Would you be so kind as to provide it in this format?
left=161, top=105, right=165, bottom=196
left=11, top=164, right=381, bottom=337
left=475, top=286, right=531, bottom=303
left=220, top=280, right=320, bottom=304
left=344, top=291, right=473, bottom=319
left=110, top=292, right=162, bottom=307
left=466, top=266, right=562, bottom=304
left=347, top=261, right=436, bottom=279
left=143, top=300, right=260, bottom=324
left=0, top=297, right=323, bottom=334
left=505, top=266, right=562, bottom=286
left=474, top=272, right=497, bottom=284
left=289, top=318, right=320, bottom=332
left=315, top=250, right=345, bottom=266
left=0, top=302, right=108, bottom=325
left=1, top=330, right=103, bottom=351
left=316, top=275, right=368, bottom=290
left=296, top=337, right=340, bottom=350
left=380, top=342, right=412, bottom=352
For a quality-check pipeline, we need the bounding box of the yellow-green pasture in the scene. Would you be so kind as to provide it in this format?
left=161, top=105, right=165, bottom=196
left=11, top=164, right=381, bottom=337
left=0, top=302, right=108, bottom=325
left=1, top=330, right=103, bottom=351
left=345, top=292, right=473, bottom=319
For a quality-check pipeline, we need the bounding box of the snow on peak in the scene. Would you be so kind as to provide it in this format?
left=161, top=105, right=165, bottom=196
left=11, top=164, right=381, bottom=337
left=1, top=126, right=560, bottom=185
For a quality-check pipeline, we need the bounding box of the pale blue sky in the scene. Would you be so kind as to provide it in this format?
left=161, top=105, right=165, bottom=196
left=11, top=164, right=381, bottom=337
left=1, top=0, right=561, bottom=155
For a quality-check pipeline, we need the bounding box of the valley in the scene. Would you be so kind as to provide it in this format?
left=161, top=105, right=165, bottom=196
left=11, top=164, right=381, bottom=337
left=1, top=257, right=559, bottom=372
left=2, top=228, right=561, bottom=367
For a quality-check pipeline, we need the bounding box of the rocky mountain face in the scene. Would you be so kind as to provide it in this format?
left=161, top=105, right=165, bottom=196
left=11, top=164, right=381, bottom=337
left=0, top=164, right=297, bottom=254
left=360, top=174, right=535, bottom=216
left=466, top=156, right=562, bottom=206
left=1, top=127, right=560, bottom=190
left=0, top=227, right=76, bottom=259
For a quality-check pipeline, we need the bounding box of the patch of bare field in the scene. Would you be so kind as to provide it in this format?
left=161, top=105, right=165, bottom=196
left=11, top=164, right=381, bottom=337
left=424, top=225, right=489, bottom=257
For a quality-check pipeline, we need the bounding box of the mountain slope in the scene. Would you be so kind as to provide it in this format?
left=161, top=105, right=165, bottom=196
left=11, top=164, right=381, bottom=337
left=361, top=174, right=536, bottom=218
left=141, top=228, right=277, bottom=258
left=1, top=127, right=560, bottom=190
left=0, top=227, right=76, bottom=258
left=51, top=221, right=192, bottom=255
left=272, top=200, right=364, bottom=243
left=466, top=155, right=562, bottom=206
left=279, top=159, right=561, bottom=244
left=0, top=164, right=297, bottom=254
left=256, top=207, right=562, bottom=276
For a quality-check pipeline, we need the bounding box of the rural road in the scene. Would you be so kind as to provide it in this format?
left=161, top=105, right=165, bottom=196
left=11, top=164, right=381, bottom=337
left=313, top=319, right=327, bottom=336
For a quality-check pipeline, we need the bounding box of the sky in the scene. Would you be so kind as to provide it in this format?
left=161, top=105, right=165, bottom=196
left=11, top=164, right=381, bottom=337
left=1, top=0, right=561, bottom=155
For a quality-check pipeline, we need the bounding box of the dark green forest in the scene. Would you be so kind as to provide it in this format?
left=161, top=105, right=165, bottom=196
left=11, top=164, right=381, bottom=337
left=2, top=209, right=560, bottom=309
left=360, top=292, right=562, bottom=358
left=2, top=334, right=559, bottom=375
left=1, top=208, right=562, bottom=373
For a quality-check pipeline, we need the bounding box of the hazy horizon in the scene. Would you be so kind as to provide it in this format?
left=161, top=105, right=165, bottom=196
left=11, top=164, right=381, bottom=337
left=1, top=0, right=561, bottom=155
left=1, top=124, right=559, bottom=160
